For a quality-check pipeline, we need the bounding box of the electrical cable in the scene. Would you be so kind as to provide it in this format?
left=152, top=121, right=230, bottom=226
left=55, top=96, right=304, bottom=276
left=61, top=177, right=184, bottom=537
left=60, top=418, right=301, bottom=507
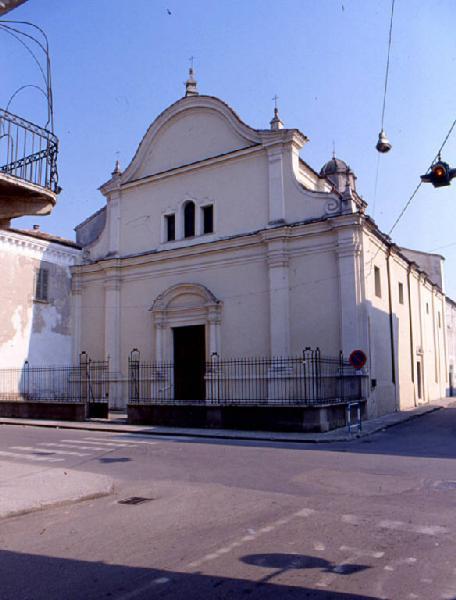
left=366, top=115, right=456, bottom=276
left=380, top=0, right=395, bottom=132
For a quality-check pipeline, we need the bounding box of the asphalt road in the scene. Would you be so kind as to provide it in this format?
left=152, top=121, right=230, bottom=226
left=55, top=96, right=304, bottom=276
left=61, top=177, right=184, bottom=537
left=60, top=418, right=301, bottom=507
left=0, top=406, right=455, bottom=600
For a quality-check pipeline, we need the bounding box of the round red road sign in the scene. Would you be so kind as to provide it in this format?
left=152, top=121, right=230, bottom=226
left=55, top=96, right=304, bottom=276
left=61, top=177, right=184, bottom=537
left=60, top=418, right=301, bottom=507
left=349, top=349, right=367, bottom=370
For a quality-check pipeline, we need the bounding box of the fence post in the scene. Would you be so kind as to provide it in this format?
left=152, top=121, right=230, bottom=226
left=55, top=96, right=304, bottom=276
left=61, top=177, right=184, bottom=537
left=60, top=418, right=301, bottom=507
left=23, top=360, right=30, bottom=399
left=129, top=349, right=140, bottom=403
left=315, top=347, right=321, bottom=402
left=339, top=350, right=344, bottom=403
left=79, top=351, right=89, bottom=417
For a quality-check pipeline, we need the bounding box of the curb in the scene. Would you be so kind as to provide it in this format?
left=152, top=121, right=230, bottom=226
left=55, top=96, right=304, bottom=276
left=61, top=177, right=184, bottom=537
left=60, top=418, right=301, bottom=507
left=0, top=475, right=114, bottom=521
left=0, top=485, right=114, bottom=521
left=0, top=403, right=445, bottom=444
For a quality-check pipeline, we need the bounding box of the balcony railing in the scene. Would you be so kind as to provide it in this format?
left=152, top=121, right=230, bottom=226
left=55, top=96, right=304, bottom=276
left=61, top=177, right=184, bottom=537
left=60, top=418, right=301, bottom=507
left=0, top=108, right=59, bottom=193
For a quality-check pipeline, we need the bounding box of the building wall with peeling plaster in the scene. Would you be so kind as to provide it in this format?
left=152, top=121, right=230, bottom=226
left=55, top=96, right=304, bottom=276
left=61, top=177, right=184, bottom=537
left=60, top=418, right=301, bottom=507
left=0, top=229, right=81, bottom=368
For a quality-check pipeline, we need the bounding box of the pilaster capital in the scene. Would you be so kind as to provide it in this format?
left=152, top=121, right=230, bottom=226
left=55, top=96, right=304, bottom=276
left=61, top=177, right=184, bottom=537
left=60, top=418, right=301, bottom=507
left=267, top=251, right=289, bottom=269
left=71, top=274, right=83, bottom=295
left=207, top=304, right=222, bottom=324
left=336, top=242, right=361, bottom=259
left=104, top=271, right=121, bottom=292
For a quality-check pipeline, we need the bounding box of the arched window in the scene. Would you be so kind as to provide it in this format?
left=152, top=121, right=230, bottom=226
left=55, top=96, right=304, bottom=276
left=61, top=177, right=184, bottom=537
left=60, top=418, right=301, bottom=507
left=184, top=201, right=195, bottom=238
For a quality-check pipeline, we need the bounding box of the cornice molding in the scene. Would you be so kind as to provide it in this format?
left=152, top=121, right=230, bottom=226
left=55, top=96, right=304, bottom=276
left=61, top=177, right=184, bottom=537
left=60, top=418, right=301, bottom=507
left=0, top=229, right=81, bottom=267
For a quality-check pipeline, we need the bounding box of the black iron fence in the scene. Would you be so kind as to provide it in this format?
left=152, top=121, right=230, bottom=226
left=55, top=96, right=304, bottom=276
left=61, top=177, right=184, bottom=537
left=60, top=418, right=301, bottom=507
left=128, top=348, right=367, bottom=406
left=0, top=354, right=110, bottom=404
left=0, top=108, right=59, bottom=193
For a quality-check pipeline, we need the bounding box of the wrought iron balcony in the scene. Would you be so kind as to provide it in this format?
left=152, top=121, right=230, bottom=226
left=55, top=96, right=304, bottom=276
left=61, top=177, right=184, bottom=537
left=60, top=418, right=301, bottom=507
left=0, top=108, right=59, bottom=221
left=0, top=18, right=60, bottom=224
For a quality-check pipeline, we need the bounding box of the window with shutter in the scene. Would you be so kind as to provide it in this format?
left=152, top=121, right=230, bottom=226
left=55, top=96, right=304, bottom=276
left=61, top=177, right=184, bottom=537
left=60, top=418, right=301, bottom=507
left=35, top=267, right=49, bottom=302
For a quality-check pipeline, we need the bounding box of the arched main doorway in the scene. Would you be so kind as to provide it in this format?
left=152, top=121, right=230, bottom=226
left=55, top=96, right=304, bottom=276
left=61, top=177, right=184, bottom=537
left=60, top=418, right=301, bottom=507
left=150, top=283, right=222, bottom=401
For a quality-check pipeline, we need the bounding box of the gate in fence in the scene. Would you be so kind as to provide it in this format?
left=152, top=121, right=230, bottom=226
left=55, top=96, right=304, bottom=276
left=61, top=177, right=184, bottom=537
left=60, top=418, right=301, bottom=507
left=79, top=352, right=110, bottom=417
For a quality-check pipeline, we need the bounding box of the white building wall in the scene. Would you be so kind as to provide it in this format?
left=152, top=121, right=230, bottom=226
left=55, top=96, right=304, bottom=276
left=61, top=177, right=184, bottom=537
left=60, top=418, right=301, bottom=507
left=0, top=229, right=81, bottom=368
left=446, top=298, right=456, bottom=395
left=362, top=227, right=447, bottom=416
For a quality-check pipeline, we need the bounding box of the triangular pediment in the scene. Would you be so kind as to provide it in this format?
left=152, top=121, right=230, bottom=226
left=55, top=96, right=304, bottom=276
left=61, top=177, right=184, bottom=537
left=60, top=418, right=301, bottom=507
left=122, top=96, right=263, bottom=183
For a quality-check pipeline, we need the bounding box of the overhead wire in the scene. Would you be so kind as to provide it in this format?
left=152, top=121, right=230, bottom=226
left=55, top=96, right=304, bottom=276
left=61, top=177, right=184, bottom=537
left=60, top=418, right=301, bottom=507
left=366, top=116, right=456, bottom=275
left=380, top=0, right=395, bottom=132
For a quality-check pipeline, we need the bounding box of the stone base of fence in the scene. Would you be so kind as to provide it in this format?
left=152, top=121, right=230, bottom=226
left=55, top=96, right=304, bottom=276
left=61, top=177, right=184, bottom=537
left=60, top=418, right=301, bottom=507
left=127, top=400, right=367, bottom=433
left=0, top=401, right=86, bottom=421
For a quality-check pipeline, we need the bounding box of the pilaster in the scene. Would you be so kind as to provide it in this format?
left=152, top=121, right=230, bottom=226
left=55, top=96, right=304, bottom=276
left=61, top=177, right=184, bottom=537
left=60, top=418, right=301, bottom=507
left=71, top=272, right=82, bottom=364
left=107, top=189, right=121, bottom=256
left=264, top=233, right=290, bottom=356
left=266, top=145, right=286, bottom=224
left=104, top=267, right=122, bottom=408
left=336, top=230, right=364, bottom=356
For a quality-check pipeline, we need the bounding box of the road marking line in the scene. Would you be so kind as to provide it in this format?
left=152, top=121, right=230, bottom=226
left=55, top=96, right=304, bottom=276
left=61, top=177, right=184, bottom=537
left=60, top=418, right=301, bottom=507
left=316, top=551, right=362, bottom=589
left=341, top=514, right=363, bottom=525
left=83, top=437, right=143, bottom=446
left=339, top=545, right=384, bottom=559
left=295, top=508, right=316, bottom=517
left=114, top=576, right=170, bottom=600
left=62, top=438, right=137, bottom=448
left=314, top=542, right=326, bottom=551
left=185, top=506, right=316, bottom=571
left=0, top=450, right=64, bottom=462
left=377, top=519, right=448, bottom=536
left=259, top=525, right=275, bottom=533
left=11, top=446, right=90, bottom=457
left=40, top=442, right=109, bottom=451
left=82, top=436, right=158, bottom=445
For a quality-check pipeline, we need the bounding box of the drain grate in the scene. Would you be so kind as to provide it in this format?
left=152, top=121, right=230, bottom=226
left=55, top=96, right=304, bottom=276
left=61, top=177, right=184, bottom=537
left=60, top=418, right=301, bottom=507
left=118, top=496, right=153, bottom=505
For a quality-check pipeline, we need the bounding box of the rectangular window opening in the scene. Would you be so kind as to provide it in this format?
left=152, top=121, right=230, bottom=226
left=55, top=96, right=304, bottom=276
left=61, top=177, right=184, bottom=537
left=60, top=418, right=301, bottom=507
left=374, top=266, right=381, bottom=298
left=398, top=282, right=404, bottom=304
left=202, top=205, right=214, bottom=234
left=35, top=267, right=49, bottom=302
left=165, top=214, right=175, bottom=242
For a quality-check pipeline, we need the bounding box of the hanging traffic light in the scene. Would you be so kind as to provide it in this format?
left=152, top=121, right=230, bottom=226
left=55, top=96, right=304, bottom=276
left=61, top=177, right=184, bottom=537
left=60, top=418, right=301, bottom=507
left=421, top=160, right=456, bottom=188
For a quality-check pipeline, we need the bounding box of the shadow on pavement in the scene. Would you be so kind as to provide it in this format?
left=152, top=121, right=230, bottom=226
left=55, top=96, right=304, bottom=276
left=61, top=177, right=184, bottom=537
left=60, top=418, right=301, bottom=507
left=0, top=549, right=380, bottom=600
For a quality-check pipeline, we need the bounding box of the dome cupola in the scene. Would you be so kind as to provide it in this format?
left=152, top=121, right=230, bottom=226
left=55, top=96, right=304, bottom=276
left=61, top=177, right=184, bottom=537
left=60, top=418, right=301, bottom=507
left=320, top=156, right=357, bottom=194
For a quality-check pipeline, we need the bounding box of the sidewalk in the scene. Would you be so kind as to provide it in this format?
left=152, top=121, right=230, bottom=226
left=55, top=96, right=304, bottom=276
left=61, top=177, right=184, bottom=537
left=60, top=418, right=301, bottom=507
left=0, top=461, right=113, bottom=520
left=0, top=397, right=454, bottom=444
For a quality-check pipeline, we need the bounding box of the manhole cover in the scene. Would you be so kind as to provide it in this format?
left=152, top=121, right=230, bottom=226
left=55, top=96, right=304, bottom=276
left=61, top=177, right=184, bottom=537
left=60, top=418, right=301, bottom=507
left=118, top=497, right=153, bottom=505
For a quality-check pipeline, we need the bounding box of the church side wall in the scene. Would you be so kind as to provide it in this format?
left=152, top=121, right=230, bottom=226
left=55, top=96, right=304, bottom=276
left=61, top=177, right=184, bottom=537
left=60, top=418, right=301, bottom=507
left=362, top=229, right=447, bottom=416
left=446, top=298, right=456, bottom=395
left=362, top=236, right=396, bottom=416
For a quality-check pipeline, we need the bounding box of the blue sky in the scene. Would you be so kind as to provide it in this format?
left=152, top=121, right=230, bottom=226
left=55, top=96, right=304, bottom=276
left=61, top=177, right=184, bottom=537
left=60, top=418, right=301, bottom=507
left=2, top=0, right=456, bottom=295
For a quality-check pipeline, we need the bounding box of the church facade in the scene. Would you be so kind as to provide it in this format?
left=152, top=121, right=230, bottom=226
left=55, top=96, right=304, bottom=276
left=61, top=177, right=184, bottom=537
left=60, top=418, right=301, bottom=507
left=73, top=73, right=448, bottom=418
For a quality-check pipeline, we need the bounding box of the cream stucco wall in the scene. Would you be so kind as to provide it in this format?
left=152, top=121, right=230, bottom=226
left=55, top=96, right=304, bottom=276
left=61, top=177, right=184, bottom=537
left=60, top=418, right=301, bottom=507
left=362, top=226, right=447, bottom=416
left=74, top=92, right=451, bottom=416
